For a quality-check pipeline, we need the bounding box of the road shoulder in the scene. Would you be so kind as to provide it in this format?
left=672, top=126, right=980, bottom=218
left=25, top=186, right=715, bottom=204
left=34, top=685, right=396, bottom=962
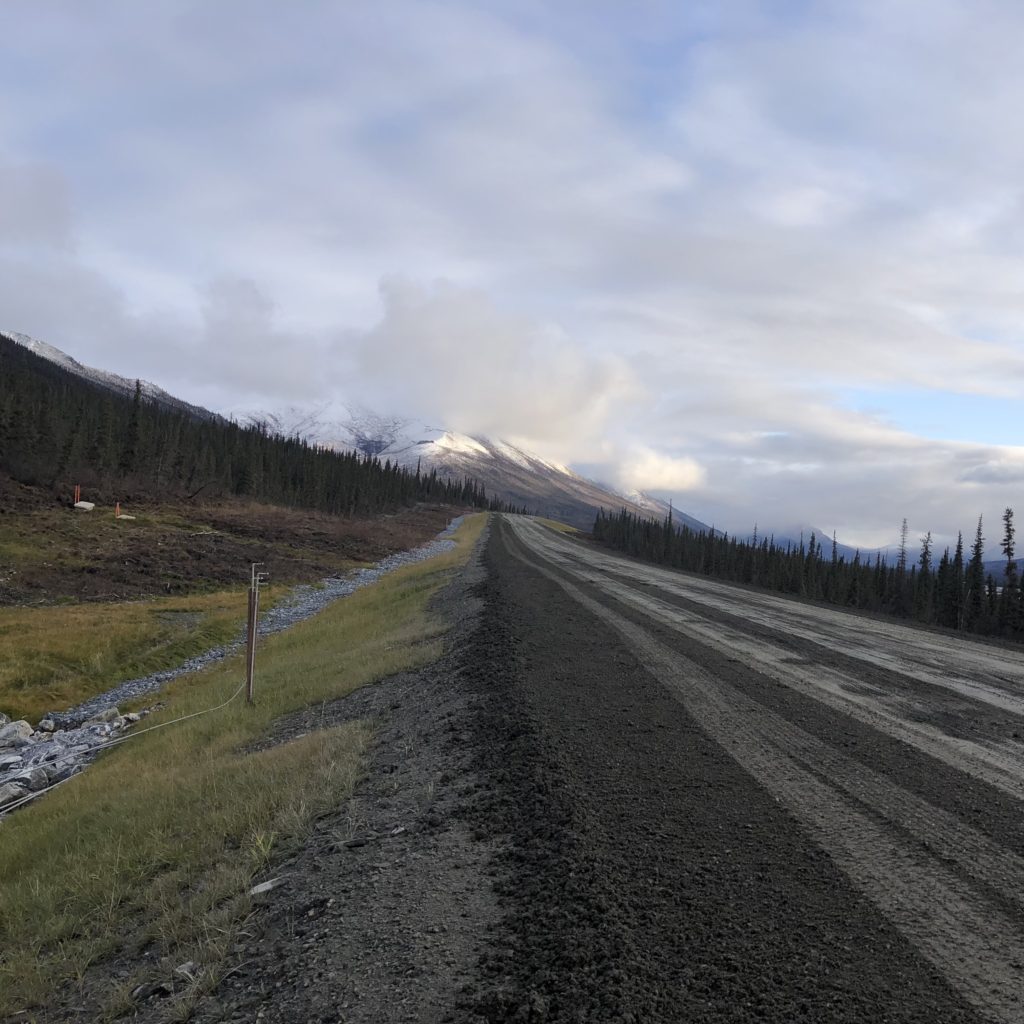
left=187, top=526, right=499, bottom=1024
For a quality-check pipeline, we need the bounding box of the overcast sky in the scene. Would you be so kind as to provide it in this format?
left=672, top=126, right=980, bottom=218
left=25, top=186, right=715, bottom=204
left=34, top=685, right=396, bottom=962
left=3, top=0, right=1024, bottom=547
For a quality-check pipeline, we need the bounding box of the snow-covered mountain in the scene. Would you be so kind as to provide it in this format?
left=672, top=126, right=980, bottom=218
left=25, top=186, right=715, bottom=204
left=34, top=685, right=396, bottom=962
left=1, top=329, right=218, bottom=421
left=251, top=405, right=712, bottom=532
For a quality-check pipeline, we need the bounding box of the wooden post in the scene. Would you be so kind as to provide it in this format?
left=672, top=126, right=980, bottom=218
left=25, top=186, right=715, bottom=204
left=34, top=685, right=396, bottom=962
left=246, top=562, right=266, bottom=705
left=246, top=587, right=257, bottom=705
left=115, top=502, right=121, bottom=519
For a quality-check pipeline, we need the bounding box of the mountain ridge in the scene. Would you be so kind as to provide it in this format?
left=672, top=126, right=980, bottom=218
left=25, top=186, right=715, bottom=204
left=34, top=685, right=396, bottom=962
left=1, top=329, right=219, bottom=422
left=248, top=406, right=713, bottom=533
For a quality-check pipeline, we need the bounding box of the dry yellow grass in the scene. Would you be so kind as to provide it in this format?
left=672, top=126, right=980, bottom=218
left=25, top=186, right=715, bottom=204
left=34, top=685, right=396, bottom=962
left=0, top=588, right=273, bottom=724
left=0, top=512, right=487, bottom=1020
left=536, top=516, right=581, bottom=535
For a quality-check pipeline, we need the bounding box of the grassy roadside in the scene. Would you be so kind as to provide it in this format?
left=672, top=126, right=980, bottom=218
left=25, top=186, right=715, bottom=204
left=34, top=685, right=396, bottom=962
left=0, top=512, right=487, bottom=1022
left=0, top=587, right=283, bottom=724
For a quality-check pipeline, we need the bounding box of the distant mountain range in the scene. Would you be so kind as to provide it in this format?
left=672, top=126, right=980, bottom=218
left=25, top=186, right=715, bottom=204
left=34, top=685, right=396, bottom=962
left=251, top=406, right=711, bottom=532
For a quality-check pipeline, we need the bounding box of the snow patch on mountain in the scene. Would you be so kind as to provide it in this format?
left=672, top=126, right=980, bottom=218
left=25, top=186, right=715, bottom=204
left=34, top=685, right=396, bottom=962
left=432, top=432, right=489, bottom=457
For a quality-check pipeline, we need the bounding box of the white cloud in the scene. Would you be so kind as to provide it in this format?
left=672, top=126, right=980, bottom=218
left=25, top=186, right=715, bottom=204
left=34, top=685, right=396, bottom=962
left=0, top=163, right=74, bottom=249
left=352, top=279, right=638, bottom=459
left=612, top=447, right=706, bottom=493
left=3, top=1, right=1024, bottom=546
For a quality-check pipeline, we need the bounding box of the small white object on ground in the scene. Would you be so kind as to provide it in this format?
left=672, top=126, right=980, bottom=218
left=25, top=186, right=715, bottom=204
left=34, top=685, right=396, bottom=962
left=249, top=877, right=284, bottom=896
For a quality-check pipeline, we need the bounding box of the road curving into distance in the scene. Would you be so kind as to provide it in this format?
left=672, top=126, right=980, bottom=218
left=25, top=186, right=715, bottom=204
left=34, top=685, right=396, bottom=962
left=478, top=514, right=1024, bottom=1023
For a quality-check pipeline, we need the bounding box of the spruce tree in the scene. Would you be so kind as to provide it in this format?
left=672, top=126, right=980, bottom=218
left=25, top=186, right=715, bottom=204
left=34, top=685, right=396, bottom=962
left=1000, top=507, right=1019, bottom=634
left=119, top=380, right=143, bottom=475
left=916, top=531, right=934, bottom=622
left=966, top=516, right=985, bottom=630
left=948, top=533, right=965, bottom=629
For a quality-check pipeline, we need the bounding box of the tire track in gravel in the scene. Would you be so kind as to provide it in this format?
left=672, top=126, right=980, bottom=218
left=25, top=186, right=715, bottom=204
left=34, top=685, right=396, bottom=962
left=598, top=569, right=1024, bottom=747
left=588, top=569, right=1024, bottom=803
left=554, top=565, right=1024, bottom=901
left=550, top=528, right=1024, bottom=719
left=521, top=524, right=1024, bottom=805
left=502, top=516, right=1024, bottom=1023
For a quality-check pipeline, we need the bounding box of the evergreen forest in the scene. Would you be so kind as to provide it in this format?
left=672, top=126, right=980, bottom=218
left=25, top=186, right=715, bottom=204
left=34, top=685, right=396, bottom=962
left=593, top=506, right=1024, bottom=641
left=0, top=333, right=523, bottom=517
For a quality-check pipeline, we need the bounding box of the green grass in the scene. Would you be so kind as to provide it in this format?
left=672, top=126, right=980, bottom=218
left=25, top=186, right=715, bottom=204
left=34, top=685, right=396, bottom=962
left=0, top=512, right=487, bottom=1020
left=0, top=504, right=182, bottom=567
left=0, top=588, right=283, bottom=725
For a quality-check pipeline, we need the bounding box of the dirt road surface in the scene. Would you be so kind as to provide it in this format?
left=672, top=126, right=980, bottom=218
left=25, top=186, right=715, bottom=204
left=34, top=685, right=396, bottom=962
left=189, top=516, right=1024, bottom=1023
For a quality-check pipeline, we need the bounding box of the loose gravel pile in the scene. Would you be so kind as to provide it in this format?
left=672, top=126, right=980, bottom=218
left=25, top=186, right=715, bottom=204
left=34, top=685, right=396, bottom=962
left=47, top=516, right=464, bottom=729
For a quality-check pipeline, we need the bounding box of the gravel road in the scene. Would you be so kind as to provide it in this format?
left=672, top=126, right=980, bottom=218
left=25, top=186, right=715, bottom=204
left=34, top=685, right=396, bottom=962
left=185, top=515, right=1023, bottom=1022
left=485, top=515, right=1023, bottom=1022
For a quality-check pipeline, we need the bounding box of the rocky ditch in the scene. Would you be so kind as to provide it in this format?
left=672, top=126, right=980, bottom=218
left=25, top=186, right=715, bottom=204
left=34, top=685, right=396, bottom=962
left=0, top=516, right=464, bottom=815
left=0, top=706, right=150, bottom=813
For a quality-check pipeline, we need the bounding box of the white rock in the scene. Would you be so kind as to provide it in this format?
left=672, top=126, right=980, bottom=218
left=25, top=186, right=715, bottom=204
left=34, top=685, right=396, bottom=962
left=84, top=707, right=120, bottom=726
left=60, top=743, right=92, bottom=758
left=248, top=877, right=284, bottom=896
left=0, top=721, right=33, bottom=748
left=0, top=754, right=23, bottom=771
left=13, top=767, right=48, bottom=792
left=124, top=712, right=141, bottom=724
left=52, top=729, right=88, bottom=747
left=0, top=781, right=29, bottom=808
left=0, top=712, right=8, bottom=726
left=36, top=718, right=56, bottom=733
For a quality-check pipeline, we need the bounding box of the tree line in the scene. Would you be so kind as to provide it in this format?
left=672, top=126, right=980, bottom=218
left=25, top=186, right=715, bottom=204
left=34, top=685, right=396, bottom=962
left=593, top=505, right=1024, bottom=640
left=0, top=333, right=525, bottom=517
